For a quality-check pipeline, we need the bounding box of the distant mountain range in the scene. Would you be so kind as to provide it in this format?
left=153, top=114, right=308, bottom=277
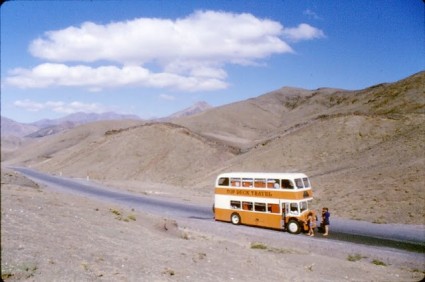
left=1, top=116, right=39, bottom=137
left=1, top=101, right=212, bottom=138
left=166, top=101, right=212, bottom=119
left=30, top=112, right=141, bottom=128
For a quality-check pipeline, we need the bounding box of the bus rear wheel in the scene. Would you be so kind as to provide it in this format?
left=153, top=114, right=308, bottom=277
left=287, top=219, right=301, bottom=234
left=230, top=213, right=241, bottom=225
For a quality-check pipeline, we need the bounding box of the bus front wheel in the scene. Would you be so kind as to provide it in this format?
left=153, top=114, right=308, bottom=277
left=287, top=219, right=301, bottom=234
left=230, top=213, right=241, bottom=225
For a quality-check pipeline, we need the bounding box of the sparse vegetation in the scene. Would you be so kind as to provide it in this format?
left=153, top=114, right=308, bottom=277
left=347, top=253, right=367, bottom=262
left=163, top=268, right=175, bottom=276
left=109, top=208, right=136, bottom=222
left=1, top=262, right=38, bottom=280
left=127, top=214, right=137, bottom=221
left=251, top=242, right=268, bottom=250
left=81, top=262, right=89, bottom=271
left=110, top=208, right=121, bottom=216
left=268, top=247, right=296, bottom=254
left=305, top=263, right=315, bottom=272
left=371, top=259, right=387, bottom=266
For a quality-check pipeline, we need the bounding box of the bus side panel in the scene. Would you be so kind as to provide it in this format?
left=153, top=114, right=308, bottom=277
left=215, top=208, right=283, bottom=230
left=214, top=208, right=234, bottom=222
left=215, top=187, right=313, bottom=200
left=242, top=212, right=282, bottom=229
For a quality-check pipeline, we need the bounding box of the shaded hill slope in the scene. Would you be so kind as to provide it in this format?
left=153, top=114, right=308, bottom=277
left=5, top=122, right=237, bottom=188
left=3, top=120, right=143, bottom=166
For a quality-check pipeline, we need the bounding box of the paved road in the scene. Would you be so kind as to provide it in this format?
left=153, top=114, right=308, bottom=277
left=11, top=167, right=425, bottom=253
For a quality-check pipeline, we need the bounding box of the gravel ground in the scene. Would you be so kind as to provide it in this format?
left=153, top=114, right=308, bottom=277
left=2, top=169, right=424, bottom=281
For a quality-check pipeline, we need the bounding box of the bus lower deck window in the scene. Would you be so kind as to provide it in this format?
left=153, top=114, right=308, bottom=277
left=230, top=200, right=241, bottom=209
left=254, top=203, right=266, bottom=212
left=242, top=202, right=253, bottom=210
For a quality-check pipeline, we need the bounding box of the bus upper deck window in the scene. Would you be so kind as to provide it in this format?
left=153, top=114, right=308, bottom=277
left=303, top=178, right=311, bottom=188
left=267, top=179, right=280, bottom=189
left=242, top=178, right=253, bottom=187
left=281, top=179, right=294, bottom=189
left=231, top=178, right=241, bottom=187
left=254, top=178, right=266, bottom=188
left=218, top=177, right=229, bottom=186
left=295, top=178, right=304, bottom=189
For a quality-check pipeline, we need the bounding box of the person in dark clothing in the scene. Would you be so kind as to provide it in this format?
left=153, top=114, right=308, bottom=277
left=322, top=207, right=330, bottom=236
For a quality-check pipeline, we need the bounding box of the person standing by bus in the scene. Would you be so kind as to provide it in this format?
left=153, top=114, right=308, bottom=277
left=307, top=212, right=315, bottom=236
left=322, top=208, right=330, bottom=236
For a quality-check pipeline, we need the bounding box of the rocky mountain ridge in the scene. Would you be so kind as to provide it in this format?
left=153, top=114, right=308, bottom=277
left=1, top=101, right=212, bottom=138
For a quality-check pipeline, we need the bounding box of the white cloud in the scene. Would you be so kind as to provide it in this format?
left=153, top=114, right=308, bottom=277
left=13, top=99, right=45, bottom=112
left=29, top=11, right=291, bottom=65
left=282, top=23, right=325, bottom=42
left=13, top=99, right=106, bottom=114
left=6, top=10, right=324, bottom=91
left=6, top=63, right=227, bottom=91
left=159, top=94, right=176, bottom=101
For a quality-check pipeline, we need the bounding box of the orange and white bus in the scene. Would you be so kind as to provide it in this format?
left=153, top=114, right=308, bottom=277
left=213, top=172, right=315, bottom=234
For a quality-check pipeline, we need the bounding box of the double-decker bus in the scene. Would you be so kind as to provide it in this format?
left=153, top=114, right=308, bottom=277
left=213, top=172, right=315, bottom=234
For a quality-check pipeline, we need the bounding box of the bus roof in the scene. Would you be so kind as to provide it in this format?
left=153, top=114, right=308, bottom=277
left=216, top=172, right=308, bottom=179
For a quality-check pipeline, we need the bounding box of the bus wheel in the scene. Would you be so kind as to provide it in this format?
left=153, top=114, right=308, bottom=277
left=287, top=219, right=301, bottom=234
left=230, top=213, right=241, bottom=225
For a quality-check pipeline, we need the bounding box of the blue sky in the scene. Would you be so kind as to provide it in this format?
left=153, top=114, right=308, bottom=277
left=1, top=0, right=424, bottom=123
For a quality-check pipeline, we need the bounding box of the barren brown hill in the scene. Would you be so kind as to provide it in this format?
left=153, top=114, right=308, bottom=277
left=2, top=120, right=143, bottom=167
left=174, top=71, right=425, bottom=149
left=3, top=71, right=424, bottom=224
left=3, top=120, right=238, bottom=198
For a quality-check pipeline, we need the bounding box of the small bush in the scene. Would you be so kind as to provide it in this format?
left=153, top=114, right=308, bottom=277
left=127, top=214, right=136, bottom=221
left=109, top=208, right=136, bottom=222
left=110, top=209, right=121, bottom=216
left=181, top=232, right=189, bottom=240
left=347, top=254, right=364, bottom=262
left=251, top=242, right=267, bottom=250
left=372, top=259, right=387, bottom=266
left=1, top=263, right=37, bottom=280
left=2, top=272, right=14, bottom=280
left=163, top=268, right=175, bottom=276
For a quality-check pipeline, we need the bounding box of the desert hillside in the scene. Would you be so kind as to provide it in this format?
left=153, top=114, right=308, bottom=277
left=2, top=71, right=424, bottom=224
